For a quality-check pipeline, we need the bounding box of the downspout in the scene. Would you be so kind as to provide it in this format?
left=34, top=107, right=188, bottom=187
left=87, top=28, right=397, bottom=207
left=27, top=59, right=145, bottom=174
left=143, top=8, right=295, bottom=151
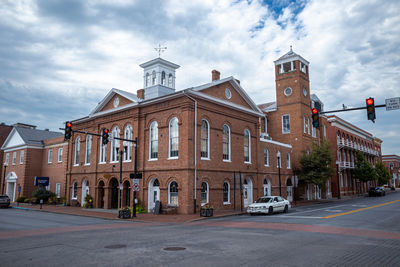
left=183, top=90, right=197, bottom=214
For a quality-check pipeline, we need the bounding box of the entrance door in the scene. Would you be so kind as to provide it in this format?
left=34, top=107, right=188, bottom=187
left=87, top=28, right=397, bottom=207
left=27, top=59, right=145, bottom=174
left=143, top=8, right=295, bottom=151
left=287, top=186, right=293, bottom=201
left=81, top=180, right=89, bottom=207
left=243, top=178, right=253, bottom=207
left=148, top=178, right=160, bottom=212
left=6, top=182, right=16, bottom=202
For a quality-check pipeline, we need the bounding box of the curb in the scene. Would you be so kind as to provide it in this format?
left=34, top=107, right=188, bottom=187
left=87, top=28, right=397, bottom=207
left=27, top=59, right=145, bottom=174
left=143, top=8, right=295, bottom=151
left=11, top=206, right=35, bottom=211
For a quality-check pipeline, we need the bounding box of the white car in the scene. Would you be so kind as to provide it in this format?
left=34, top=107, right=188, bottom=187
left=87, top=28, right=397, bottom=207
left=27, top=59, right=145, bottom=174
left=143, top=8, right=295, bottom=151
left=247, top=196, right=291, bottom=215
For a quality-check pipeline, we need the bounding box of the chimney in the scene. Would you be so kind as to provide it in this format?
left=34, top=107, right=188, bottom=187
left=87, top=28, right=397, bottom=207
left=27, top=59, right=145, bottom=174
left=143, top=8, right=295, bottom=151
left=137, top=89, right=145, bottom=100
left=212, top=70, right=220, bottom=81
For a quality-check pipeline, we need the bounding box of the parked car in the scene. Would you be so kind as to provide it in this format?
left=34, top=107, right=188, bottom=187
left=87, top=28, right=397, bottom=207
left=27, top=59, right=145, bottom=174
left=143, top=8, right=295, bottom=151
left=0, top=195, right=10, bottom=208
left=368, top=187, right=386, bottom=197
left=247, top=196, right=291, bottom=215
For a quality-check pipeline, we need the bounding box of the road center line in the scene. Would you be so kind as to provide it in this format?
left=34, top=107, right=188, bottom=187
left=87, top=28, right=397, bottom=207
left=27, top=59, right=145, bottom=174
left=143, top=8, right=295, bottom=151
left=322, top=199, right=400, bottom=219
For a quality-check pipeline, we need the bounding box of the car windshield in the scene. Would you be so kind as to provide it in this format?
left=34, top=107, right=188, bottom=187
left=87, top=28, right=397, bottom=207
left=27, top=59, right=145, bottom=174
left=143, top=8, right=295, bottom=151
left=256, top=197, right=272, bottom=203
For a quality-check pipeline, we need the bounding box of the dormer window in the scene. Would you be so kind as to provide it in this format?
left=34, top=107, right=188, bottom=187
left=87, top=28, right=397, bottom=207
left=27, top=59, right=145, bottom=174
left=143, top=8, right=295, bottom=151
left=152, top=71, right=156, bottom=85
left=161, top=71, right=166, bottom=86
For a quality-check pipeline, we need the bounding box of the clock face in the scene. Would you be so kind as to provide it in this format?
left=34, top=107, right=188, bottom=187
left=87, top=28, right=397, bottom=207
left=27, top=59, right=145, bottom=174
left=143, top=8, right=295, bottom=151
left=113, top=97, right=119, bottom=108
left=284, top=87, right=292, bottom=96
left=303, top=87, right=307, bottom=96
left=225, top=88, right=232, bottom=99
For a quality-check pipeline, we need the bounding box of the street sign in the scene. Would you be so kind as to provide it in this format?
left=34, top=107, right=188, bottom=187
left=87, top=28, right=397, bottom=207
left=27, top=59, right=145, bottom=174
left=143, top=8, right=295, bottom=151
left=132, top=179, right=140, bottom=192
left=386, top=97, right=400, bottom=111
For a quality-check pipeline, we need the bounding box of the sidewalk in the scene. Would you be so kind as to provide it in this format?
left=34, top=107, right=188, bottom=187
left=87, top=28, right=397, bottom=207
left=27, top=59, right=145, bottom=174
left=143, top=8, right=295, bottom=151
left=11, top=203, right=245, bottom=223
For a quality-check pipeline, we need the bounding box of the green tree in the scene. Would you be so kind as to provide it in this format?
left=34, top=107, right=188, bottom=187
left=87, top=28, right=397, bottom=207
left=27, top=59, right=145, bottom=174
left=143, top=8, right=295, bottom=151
left=32, top=187, right=56, bottom=202
left=298, top=140, right=335, bottom=189
left=375, top=162, right=391, bottom=186
left=353, top=151, right=376, bottom=183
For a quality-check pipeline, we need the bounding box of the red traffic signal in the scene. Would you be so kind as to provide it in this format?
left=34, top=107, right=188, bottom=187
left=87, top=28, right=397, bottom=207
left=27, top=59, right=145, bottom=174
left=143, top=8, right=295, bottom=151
left=102, top=128, right=110, bottom=145
left=311, top=108, right=319, bottom=128
left=365, top=97, right=375, bottom=122
left=65, top=121, right=72, bottom=140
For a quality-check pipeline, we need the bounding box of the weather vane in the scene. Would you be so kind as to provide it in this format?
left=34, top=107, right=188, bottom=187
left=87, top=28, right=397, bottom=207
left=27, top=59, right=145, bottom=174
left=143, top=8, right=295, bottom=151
left=154, top=44, right=167, bottom=58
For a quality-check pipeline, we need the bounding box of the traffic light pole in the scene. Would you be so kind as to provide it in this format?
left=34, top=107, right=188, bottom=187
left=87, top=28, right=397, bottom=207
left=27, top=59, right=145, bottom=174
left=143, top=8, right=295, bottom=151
left=319, top=104, right=386, bottom=115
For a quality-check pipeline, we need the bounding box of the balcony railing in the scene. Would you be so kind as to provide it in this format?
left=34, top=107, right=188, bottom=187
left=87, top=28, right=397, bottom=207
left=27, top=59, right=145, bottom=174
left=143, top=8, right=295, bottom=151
left=337, top=140, right=378, bottom=156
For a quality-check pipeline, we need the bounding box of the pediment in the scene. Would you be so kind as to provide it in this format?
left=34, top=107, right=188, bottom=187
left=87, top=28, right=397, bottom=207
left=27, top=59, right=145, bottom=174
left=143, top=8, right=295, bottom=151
left=90, top=88, right=140, bottom=116
left=1, top=128, right=25, bottom=150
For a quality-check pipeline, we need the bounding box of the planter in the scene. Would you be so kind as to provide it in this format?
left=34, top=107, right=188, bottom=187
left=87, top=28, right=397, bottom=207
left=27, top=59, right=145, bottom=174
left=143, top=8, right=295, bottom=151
left=118, top=209, right=131, bottom=219
left=200, top=208, right=214, bottom=217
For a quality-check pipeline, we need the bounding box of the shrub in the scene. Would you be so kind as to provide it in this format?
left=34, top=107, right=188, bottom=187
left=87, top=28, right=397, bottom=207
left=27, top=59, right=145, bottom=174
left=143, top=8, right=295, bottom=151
left=83, top=194, right=93, bottom=208
left=32, top=188, right=56, bottom=203
left=16, top=196, right=26, bottom=203
left=24, top=198, right=30, bottom=203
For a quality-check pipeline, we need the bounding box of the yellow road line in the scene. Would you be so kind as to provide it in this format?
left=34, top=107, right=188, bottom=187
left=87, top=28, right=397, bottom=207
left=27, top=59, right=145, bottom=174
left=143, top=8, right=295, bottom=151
left=323, top=199, right=400, bottom=219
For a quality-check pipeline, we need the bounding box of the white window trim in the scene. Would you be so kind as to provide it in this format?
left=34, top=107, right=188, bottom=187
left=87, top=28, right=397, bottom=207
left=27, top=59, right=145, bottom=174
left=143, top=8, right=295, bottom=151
left=85, top=135, right=91, bottom=165
left=223, top=181, right=230, bottom=205
left=303, top=116, right=306, bottom=133
left=74, top=137, right=80, bottom=166
left=244, top=129, right=251, bottom=164
left=149, top=121, right=158, bottom=160
left=5, top=153, right=9, bottom=165
left=123, top=125, right=133, bottom=162
left=58, top=148, right=63, bottom=163
left=110, top=127, right=120, bottom=163
left=48, top=149, right=52, bottom=164
left=264, top=148, right=269, bottom=166
left=12, top=152, right=16, bottom=165
left=287, top=152, right=291, bottom=169
left=72, top=182, right=78, bottom=200
left=99, top=136, right=107, bottom=164
left=222, top=124, right=231, bottom=162
left=282, top=114, right=290, bottom=134
left=20, top=150, right=24, bottom=164
left=56, top=183, right=61, bottom=198
left=168, top=181, right=178, bottom=206
left=200, top=119, right=210, bottom=160
left=168, top=117, right=179, bottom=160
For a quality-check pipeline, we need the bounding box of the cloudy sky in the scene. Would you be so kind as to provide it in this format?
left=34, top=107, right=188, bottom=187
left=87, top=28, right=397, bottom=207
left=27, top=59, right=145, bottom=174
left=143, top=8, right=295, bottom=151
left=0, top=0, right=399, bottom=154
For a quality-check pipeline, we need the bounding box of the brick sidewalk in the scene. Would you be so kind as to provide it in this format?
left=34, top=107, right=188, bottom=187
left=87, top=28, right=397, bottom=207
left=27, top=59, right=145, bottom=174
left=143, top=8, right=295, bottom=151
left=11, top=203, right=245, bottom=223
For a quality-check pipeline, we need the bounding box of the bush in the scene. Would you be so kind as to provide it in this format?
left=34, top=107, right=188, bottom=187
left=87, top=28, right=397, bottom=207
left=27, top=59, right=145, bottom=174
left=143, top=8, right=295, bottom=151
left=83, top=194, right=93, bottom=208
left=24, top=198, right=31, bottom=203
left=48, top=195, right=58, bottom=205
left=32, top=188, right=56, bottom=203
left=16, top=196, right=26, bottom=203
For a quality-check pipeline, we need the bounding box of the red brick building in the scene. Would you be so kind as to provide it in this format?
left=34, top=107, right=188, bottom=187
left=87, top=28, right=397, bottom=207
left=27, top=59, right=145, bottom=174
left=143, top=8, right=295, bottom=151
left=382, top=155, right=400, bottom=187
left=1, top=123, right=67, bottom=201
left=66, top=57, right=293, bottom=214
left=0, top=123, right=13, bottom=195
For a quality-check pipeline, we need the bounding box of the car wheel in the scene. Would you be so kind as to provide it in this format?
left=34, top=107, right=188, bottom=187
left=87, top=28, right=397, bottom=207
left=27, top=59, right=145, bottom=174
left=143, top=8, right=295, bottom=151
left=284, top=205, right=288, bottom=213
left=268, top=206, right=273, bottom=215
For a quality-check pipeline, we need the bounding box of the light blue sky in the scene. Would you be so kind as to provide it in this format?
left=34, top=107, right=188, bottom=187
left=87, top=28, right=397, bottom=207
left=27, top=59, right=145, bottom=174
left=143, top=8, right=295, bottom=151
left=0, top=0, right=399, bottom=154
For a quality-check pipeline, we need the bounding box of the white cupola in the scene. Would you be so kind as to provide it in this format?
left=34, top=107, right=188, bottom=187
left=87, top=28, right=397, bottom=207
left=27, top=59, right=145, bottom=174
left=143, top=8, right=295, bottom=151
left=139, top=58, right=180, bottom=100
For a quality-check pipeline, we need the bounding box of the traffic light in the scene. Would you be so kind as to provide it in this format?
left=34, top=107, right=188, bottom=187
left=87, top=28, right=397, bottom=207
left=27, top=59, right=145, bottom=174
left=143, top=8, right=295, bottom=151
left=65, top=121, right=72, bottom=140
left=102, top=128, right=109, bottom=145
left=366, top=97, right=375, bottom=122
left=311, top=108, right=319, bottom=128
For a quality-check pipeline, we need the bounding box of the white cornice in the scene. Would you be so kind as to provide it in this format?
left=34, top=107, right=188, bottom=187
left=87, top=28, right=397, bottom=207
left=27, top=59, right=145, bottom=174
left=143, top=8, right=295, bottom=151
left=260, top=138, right=292, bottom=149
left=3, top=145, right=43, bottom=152
left=328, top=116, right=374, bottom=140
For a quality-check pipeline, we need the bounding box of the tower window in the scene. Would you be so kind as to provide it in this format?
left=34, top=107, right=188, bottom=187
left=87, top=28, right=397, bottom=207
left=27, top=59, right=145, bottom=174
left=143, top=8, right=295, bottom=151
left=168, top=74, right=173, bottom=87
left=282, top=115, right=290, bottom=134
left=152, top=71, right=156, bottom=85
left=161, top=71, right=166, bottom=85
left=283, top=62, right=291, bottom=73
left=284, top=87, right=292, bottom=96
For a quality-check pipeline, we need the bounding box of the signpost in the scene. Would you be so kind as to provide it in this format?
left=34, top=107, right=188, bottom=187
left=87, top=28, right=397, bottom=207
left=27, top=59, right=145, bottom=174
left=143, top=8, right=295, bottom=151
left=132, top=179, right=140, bottom=192
left=386, top=97, right=400, bottom=111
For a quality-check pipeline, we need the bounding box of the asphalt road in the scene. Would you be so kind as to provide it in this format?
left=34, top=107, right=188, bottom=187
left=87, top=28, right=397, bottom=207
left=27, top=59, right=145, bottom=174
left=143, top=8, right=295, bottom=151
left=1, top=192, right=400, bottom=267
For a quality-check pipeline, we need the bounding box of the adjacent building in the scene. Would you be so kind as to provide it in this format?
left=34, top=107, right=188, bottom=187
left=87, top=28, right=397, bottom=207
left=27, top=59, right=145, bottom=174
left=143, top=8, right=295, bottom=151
left=382, top=155, right=400, bottom=187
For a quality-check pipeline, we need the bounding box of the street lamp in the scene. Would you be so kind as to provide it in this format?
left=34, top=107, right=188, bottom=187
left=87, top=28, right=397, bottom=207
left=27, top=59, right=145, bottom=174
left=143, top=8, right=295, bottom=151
left=116, top=145, right=127, bottom=209
left=2, top=163, right=7, bottom=195
left=277, top=151, right=281, bottom=196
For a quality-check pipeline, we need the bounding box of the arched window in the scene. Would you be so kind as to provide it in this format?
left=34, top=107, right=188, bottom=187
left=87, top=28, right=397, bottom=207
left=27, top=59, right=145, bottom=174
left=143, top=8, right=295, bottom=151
left=223, top=181, right=230, bottom=204
left=124, top=125, right=132, bottom=161
left=222, top=124, right=230, bottom=161
left=201, top=182, right=209, bottom=204
left=110, top=126, right=120, bottom=162
left=264, top=148, right=269, bottom=166
left=161, top=71, right=166, bottom=85
left=146, top=73, right=150, bottom=87
left=244, top=129, right=250, bottom=163
left=85, top=135, right=92, bottom=165
left=168, top=74, right=173, bottom=87
left=149, top=121, right=158, bottom=159
left=201, top=120, right=209, bottom=159
left=74, top=137, right=80, bottom=166
left=287, top=152, right=291, bottom=169
left=168, top=181, right=178, bottom=206
left=152, top=71, right=156, bottom=85
left=99, top=133, right=107, bottom=163
left=72, top=181, right=78, bottom=199
left=169, top=118, right=179, bottom=158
